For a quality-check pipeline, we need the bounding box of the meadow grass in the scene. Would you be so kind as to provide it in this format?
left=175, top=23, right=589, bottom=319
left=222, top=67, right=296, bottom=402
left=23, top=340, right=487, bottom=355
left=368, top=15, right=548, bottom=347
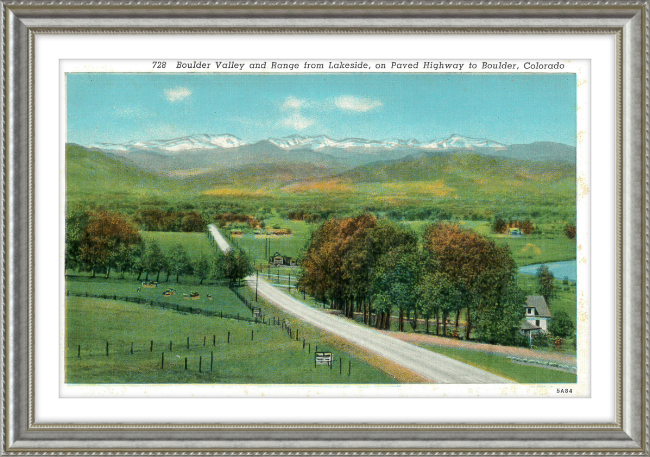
left=66, top=278, right=251, bottom=317
left=230, top=219, right=313, bottom=267
left=422, top=346, right=577, bottom=384
left=66, top=296, right=399, bottom=384
left=141, top=231, right=215, bottom=262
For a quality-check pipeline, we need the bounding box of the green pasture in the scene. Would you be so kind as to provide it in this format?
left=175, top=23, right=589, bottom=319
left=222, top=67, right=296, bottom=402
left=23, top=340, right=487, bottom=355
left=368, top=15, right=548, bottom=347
left=65, top=296, right=398, bottom=384
left=66, top=278, right=250, bottom=317
left=229, top=219, right=314, bottom=268
left=141, top=231, right=213, bottom=261
left=423, top=346, right=577, bottom=384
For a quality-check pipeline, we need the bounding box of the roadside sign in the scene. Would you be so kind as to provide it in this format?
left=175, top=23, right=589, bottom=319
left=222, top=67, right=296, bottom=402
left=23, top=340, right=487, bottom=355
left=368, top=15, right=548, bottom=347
left=315, top=352, right=333, bottom=366
left=252, top=307, right=261, bottom=317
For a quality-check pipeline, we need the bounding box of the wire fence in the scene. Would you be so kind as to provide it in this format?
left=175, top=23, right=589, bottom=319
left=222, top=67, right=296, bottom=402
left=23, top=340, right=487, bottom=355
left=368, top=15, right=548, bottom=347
left=67, top=290, right=265, bottom=325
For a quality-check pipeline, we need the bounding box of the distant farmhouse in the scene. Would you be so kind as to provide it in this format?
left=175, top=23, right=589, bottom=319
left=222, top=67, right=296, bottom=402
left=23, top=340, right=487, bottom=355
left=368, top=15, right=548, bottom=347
left=269, top=251, right=298, bottom=267
left=521, top=295, right=552, bottom=343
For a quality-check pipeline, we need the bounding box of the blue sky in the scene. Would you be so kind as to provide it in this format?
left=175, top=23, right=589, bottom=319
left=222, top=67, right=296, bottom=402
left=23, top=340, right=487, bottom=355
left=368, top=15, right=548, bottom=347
left=67, top=73, right=576, bottom=146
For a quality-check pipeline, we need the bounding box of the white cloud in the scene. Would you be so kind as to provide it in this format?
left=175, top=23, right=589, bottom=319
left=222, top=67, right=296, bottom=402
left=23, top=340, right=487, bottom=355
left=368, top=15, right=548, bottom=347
left=334, top=95, right=382, bottom=113
left=280, top=112, right=315, bottom=130
left=282, top=96, right=305, bottom=110
left=165, top=87, right=192, bottom=102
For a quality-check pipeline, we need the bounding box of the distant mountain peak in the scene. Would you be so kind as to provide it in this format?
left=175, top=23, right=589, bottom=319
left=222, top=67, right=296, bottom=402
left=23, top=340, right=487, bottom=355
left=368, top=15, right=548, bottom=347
left=90, top=133, right=246, bottom=154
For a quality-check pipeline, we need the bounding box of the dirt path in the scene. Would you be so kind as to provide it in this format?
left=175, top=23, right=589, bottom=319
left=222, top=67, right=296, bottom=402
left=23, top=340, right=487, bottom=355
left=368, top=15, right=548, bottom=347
left=389, top=332, right=577, bottom=367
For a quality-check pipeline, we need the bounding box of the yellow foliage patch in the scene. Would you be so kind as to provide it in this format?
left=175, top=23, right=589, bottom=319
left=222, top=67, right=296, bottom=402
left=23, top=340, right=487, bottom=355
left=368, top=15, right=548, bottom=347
left=204, top=187, right=268, bottom=197
left=284, top=180, right=353, bottom=193
left=520, top=243, right=542, bottom=254
left=385, top=181, right=454, bottom=198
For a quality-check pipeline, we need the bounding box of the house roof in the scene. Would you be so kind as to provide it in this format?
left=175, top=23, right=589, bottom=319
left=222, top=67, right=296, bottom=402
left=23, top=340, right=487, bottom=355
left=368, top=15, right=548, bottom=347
left=521, top=320, right=541, bottom=331
left=525, top=295, right=552, bottom=318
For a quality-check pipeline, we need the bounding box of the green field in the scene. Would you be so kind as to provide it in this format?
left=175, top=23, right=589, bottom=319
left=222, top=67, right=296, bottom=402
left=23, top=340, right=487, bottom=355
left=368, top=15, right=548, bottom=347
left=66, top=296, right=399, bottom=384
left=423, top=346, right=577, bottom=384
left=66, top=278, right=251, bottom=317
left=141, top=231, right=214, bottom=262
left=227, top=217, right=314, bottom=268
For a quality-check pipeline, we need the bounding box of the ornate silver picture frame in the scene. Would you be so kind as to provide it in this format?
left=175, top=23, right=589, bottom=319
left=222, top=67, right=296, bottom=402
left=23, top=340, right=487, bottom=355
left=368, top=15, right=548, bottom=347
left=3, top=1, right=648, bottom=454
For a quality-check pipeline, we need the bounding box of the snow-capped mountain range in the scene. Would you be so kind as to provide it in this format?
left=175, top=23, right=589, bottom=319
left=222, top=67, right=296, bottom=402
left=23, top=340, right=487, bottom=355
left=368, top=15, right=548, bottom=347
left=91, top=133, right=507, bottom=155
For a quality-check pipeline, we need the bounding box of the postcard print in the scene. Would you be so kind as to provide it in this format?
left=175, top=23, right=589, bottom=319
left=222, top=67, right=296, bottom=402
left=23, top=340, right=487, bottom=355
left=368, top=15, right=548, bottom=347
left=62, top=59, right=589, bottom=397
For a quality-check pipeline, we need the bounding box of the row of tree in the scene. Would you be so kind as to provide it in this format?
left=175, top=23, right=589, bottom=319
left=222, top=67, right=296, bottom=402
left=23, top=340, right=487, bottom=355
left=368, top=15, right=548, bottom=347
left=492, top=218, right=535, bottom=235
left=65, top=210, right=253, bottom=285
left=133, top=209, right=206, bottom=232
left=298, top=215, right=526, bottom=345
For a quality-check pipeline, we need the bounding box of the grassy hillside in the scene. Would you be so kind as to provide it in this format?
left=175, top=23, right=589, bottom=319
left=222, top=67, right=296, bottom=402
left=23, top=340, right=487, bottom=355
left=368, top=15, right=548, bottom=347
left=66, top=144, right=181, bottom=202
left=67, top=143, right=576, bottom=223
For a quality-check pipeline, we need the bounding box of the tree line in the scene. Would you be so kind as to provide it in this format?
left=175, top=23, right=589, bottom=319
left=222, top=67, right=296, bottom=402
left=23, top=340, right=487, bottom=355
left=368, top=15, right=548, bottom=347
left=299, top=215, right=527, bottom=346
left=65, top=210, right=253, bottom=285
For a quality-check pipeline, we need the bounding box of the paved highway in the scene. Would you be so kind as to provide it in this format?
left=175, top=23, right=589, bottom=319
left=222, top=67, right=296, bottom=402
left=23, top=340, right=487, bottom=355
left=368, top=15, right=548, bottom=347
left=207, top=224, right=512, bottom=384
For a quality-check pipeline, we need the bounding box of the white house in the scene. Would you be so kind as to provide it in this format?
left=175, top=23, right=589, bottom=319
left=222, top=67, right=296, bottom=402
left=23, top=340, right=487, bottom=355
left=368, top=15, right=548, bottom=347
left=521, top=295, right=552, bottom=343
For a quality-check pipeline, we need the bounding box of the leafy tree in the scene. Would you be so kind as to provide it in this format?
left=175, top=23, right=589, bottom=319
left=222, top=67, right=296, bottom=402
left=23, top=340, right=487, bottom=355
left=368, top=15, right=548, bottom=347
left=181, top=211, right=206, bottom=232
left=417, top=271, right=461, bottom=335
left=210, top=250, right=226, bottom=281
left=521, top=220, right=535, bottom=235
left=552, top=310, right=575, bottom=338
left=474, top=282, right=526, bottom=345
left=370, top=247, right=419, bottom=332
left=78, top=211, right=141, bottom=278
left=423, top=222, right=516, bottom=340
left=224, top=250, right=253, bottom=286
left=299, top=216, right=417, bottom=326
left=492, top=218, right=507, bottom=234
left=194, top=255, right=211, bottom=285
left=168, top=244, right=193, bottom=283
left=536, top=265, right=555, bottom=302
left=65, top=208, right=90, bottom=272
left=142, top=241, right=167, bottom=282
left=565, top=223, right=576, bottom=240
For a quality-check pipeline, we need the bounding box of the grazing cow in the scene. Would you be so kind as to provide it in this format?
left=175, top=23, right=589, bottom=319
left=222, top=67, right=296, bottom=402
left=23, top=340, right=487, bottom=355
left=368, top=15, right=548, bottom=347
left=206, top=294, right=213, bottom=301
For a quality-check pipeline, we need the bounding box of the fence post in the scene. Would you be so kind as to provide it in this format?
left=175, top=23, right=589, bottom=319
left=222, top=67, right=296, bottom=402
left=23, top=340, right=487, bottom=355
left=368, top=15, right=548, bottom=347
left=303, top=339, right=305, bottom=349
left=199, top=356, right=202, bottom=373
left=348, top=360, right=351, bottom=376
left=211, top=351, right=214, bottom=372
left=78, top=345, right=80, bottom=358
left=150, top=340, right=153, bottom=352
left=161, top=352, right=164, bottom=369
left=204, top=336, right=206, bottom=346
left=106, top=341, right=109, bottom=357
left=170, top=341, right=172, bottom=351
left=296, top=329, right=299, bottom=341
left=227, top=331, right=230, bottom=343
left=251, top=330, right=254, bottom=341
left=309, top=343, right=311, bottom=353
left=340, top=357, right=342, bottom=375
left=131, top=342, right=133, bottom=355
left=213, top=335, right=215, bottom=346
left=187, top=337, right=189, bottom=349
